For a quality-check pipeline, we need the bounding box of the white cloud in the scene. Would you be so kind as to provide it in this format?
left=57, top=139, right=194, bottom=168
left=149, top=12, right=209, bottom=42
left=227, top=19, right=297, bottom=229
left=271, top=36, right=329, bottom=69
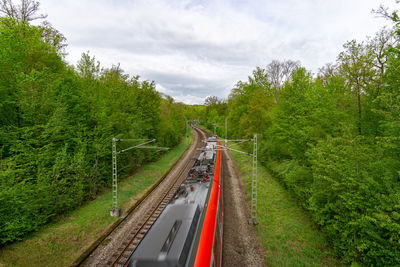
left=38, top=0, right=398, bottom=104
left=173, top=94, right=206, bottom=105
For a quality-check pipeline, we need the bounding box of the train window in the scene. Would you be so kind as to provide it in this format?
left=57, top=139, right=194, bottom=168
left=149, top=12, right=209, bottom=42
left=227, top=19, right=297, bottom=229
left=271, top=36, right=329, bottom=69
left=212, top=248, right=217, bottom=267
left=219, top=199, right=223, bottom=238
left=213, top=235, right=217, bottom=265
left=211, top=251, right=215, bottom=267
left=214, top=218, right=221, bottom=267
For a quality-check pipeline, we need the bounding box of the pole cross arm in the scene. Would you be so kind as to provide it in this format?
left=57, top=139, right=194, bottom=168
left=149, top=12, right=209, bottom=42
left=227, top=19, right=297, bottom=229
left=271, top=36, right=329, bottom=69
left=117, top=139, right=156, bottom=154
left=118, top=138, right=151, bottom=142
left=224, top=139, right=252, bottom=142
left=136, top=145, right=169, bottom=150
left=216, top=144, right=253, bottom=156
left=224, top=139, right=252, bottom=145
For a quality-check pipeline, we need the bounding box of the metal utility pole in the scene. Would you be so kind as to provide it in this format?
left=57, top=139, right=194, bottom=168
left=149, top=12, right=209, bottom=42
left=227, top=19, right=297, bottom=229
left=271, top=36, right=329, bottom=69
left=225, top=117, right=227, bottom=145
left=186, top=120, right=188, bottom=146
left=110, top=138, right=168, bottom=217
left=251, top=134, right=258, bottom=225
left=213, top=123, right=216, bottom=135
left=111, top=138, right=118, bottom=217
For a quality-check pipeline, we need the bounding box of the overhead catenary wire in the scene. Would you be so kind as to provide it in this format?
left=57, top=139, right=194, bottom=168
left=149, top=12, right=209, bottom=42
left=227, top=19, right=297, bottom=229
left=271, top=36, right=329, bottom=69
left=118, top=139, right=156, bottom=154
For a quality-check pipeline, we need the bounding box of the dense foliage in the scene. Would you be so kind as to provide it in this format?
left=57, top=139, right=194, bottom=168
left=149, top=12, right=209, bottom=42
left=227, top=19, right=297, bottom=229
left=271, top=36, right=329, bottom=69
left=0, top=17, right=186, bottom=244
left=200, top=27, right=400, bottom=265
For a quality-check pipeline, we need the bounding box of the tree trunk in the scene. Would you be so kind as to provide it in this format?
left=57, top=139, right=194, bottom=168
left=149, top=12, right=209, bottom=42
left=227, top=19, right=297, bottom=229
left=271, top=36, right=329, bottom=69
left=357, top=85, right=362, bottom=135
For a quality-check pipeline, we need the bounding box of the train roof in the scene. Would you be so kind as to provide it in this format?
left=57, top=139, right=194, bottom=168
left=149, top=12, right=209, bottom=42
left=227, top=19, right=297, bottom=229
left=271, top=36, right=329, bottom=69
left=127, top=182, right=211, bottom=267
left=128, top=203, right=201, bottom=267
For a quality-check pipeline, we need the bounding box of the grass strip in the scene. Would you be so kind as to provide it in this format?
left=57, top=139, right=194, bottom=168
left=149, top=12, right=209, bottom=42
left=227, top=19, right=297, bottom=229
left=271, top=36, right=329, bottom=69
left=0, top=132, right=192, bottom=267
left=229, top=145, right=341, bottom=267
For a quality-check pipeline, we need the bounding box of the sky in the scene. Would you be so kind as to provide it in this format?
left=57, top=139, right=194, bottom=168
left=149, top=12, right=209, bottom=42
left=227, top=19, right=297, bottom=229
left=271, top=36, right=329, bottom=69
left=37, top=0, right=398, bottom=104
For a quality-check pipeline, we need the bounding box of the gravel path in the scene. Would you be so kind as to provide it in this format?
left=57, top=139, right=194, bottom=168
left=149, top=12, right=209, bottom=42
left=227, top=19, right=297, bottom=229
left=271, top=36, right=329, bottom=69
left=222, top=149, right=266, bottom=267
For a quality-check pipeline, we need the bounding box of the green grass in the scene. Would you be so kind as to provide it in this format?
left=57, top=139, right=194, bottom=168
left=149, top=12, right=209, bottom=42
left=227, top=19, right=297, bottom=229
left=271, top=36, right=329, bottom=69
left=229, top=145, right=341, bottom=267
left=0, top=132, right=192, bottom=267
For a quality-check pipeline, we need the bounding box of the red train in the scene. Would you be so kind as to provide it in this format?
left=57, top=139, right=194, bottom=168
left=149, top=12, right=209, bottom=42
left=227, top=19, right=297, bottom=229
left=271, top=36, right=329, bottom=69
left=124, top=136, right=223, bottom=267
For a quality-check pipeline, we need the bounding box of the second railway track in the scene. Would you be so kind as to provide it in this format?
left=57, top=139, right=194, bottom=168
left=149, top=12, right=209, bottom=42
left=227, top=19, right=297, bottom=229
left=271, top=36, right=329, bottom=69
left=81, top=126, right=209, bottom=267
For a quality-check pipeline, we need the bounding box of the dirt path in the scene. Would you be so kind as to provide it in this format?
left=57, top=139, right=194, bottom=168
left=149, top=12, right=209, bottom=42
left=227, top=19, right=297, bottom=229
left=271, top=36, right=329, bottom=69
left=222, top=149, right=265, bottom=267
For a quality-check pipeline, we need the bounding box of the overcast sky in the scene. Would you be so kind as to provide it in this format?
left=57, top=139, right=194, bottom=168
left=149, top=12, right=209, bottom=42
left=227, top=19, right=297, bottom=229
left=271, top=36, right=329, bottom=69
left=38, top=0, right=398, bottom=104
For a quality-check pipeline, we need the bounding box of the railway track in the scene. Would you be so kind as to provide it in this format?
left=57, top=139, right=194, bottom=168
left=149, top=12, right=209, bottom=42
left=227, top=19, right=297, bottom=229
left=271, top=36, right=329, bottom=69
left=81, top=126, right=209, bottom=267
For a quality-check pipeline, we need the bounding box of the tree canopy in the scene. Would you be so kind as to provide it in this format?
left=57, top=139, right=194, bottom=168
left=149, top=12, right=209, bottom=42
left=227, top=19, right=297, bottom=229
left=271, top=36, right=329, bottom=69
left=0, top=14, right=187, bottom=244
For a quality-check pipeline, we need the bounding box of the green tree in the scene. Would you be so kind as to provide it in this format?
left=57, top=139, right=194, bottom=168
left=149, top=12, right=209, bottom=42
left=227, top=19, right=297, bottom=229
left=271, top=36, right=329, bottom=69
left=0, top=15, right=186, bottom=245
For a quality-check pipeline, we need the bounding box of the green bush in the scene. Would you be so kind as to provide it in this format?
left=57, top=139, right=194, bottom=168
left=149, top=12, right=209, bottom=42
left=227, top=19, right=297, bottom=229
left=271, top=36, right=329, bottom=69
left=308, top=136, right=400, bottom=265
